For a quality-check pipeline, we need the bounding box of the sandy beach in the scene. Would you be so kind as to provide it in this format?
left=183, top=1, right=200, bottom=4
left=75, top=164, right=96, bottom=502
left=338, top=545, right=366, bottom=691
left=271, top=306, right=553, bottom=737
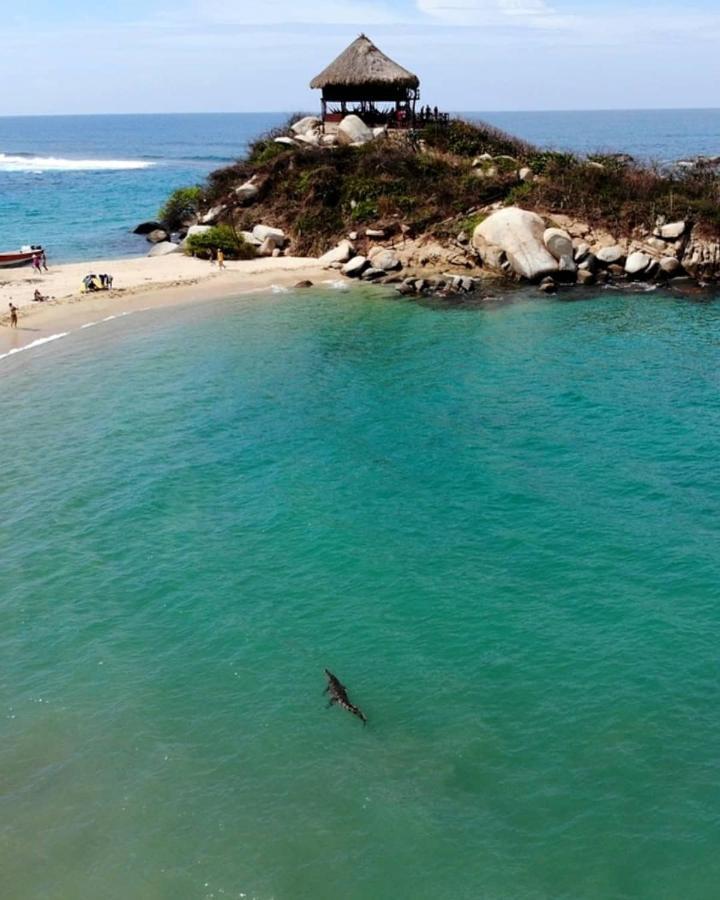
left=0, top=254, right=328, bottom=359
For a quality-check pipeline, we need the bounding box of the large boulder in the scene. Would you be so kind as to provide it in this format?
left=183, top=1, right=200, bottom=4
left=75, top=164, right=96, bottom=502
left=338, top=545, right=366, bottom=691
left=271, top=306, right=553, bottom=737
left=146, top=228, right=169, bottom=244
left=186, top=224, right=212, bottom=239
left=291, top=116, right=321, bottom=136
left=473, top=208, right=558, bottom=281
left=658, top=221, right=686, bottom=240
left=253, top=225, right=286, bottom=246
left=147, top=241, right=180, bottom=257
left=319, top=240, right=355, bottom=266
left=337, top=115, right=374, bottom=147
left=240, top=230, right=262, bottom=247
left=625, top=251, right=651, bottom=276
left=544, top=228, right=576, bottom=275
left=342, top=256, right=368, bottom=278
left=596, top=245, right=626, bottom=265
left=369, top=247, right=402, bottom=271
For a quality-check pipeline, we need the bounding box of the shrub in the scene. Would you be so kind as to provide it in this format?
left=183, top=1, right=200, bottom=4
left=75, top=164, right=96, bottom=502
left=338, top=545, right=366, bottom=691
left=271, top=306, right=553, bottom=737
left=159, top=186, right=203, bottom=231
left=421, top=118, right=536, bottom=160
left=184, top=225, right=256, bottom=260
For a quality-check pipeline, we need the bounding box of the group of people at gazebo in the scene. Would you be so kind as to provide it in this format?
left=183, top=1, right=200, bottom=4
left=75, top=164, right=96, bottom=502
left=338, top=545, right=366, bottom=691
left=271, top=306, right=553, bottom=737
left=311, top=34, right=447, bottom=132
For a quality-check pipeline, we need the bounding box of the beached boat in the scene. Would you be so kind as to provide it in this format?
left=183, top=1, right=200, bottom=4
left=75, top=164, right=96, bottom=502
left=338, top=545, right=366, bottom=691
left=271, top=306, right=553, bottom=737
left=0, top=247, right=43, bottom=269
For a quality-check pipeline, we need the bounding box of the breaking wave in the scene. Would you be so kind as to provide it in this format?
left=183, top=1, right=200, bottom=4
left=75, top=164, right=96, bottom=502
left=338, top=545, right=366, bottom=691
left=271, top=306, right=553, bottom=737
left=0, top=153, right=155, bottom=173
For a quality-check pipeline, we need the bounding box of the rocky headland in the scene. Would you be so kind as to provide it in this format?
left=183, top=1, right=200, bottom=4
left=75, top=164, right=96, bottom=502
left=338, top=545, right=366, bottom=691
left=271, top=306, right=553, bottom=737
left=152, top=115, right=720, bottom=298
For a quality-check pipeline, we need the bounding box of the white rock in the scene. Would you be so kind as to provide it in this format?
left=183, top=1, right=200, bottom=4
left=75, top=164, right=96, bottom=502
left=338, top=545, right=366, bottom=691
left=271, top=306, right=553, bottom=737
left=294, top=132, right=321, bottom=146
left=240, top=230, right=262, bottom=247
left=235, top=181, right=259, bottom=202
left=337, top=115, right=374, bottom=146
left=186, top=225, right=212, bottom=238
left=519, top=167, right=533, bottom=182
left=574, top=242, right=591, bottom=262
left=544, top=228, right=574, bottom=262
left=368, top=248, right=401, bottom=271
left=291, top=116, right=321, bottom=136
left=596, top=245, right=625, bottom=265
left=472, top=207, right=558, bottom=281
left=201, top=205, right=225, bottom=224
left=318, top=240, right=355, bottom=266
left=274, top=136, right=297, bottom=146
left=365, top=228, right=385, bottom=239
left=342, top=256, right=368, bottom=277
left=660, top=221, right=686, bottom=240
left=147, top=241, right=180, bottom=257
left=625, top=251, right=651, bottom=276
left=373, top=126, right=388, bottom=139
left=253, top=225, right=286, bottom=246
left=320, top=134, right=338, bottom=147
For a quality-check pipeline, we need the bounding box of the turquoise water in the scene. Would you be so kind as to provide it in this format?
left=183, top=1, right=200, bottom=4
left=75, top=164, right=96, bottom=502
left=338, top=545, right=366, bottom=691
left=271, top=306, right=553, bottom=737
left=2, top=286, right=720, bottom=899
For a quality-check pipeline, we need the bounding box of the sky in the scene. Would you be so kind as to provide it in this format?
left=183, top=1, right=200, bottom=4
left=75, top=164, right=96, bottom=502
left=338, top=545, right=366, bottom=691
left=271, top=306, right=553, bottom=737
left=1, top=0, right=720, bottom=115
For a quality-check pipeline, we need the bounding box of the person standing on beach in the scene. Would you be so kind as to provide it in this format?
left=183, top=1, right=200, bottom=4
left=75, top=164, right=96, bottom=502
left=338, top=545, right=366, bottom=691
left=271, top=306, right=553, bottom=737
left=216, top=248, right=225, bottom=269
left=9, top=303, right=18, bottom=328
left=41, top=250, right=49, bottom=272
left=32, top=253, right=41, bottom=274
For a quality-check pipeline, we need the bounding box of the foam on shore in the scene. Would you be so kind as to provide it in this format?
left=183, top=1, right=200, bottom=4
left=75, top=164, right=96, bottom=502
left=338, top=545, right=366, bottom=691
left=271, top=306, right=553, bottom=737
left=0, top=333, right=69, bottom=362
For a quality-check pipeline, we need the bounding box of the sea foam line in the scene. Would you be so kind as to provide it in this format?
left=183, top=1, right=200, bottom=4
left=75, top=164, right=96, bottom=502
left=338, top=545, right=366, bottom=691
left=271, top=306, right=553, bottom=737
left=0, top=332, right=69, bottom=362
left=0, top=153, right=154, bottom=173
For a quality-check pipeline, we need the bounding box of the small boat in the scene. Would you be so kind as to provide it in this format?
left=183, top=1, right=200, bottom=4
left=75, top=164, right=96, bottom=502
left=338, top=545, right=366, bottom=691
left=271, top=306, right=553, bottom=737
left=0, top=246, right=44, bottom=269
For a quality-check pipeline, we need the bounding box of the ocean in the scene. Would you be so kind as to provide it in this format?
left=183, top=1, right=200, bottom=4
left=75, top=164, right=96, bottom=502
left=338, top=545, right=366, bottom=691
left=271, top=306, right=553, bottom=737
left=2, top=284, right=720, bottom=899
left=1, top=109, right=719, bottom=263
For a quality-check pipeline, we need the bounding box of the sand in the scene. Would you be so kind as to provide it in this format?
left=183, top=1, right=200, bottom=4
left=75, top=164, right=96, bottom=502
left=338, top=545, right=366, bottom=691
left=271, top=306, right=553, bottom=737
left=0, top=254, right=328, bottom=359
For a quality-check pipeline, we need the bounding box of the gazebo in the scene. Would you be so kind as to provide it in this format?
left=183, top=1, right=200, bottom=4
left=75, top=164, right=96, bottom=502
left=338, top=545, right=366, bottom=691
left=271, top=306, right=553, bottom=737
left=310, top=34, right=420, bottom=129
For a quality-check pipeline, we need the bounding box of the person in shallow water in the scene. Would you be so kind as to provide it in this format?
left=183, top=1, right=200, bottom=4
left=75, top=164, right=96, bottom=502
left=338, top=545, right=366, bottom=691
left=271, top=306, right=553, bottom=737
left=9, top=303, right=18, bottom=327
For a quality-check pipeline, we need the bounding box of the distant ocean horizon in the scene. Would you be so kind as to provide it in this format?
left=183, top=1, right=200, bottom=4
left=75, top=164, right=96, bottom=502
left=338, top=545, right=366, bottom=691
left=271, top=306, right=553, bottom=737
left=1, top=108, right=719, bottom=263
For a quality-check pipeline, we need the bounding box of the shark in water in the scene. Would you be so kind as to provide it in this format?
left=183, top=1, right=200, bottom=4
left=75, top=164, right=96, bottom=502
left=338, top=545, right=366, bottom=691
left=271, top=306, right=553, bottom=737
left=324, top=669, right=367, bottom=724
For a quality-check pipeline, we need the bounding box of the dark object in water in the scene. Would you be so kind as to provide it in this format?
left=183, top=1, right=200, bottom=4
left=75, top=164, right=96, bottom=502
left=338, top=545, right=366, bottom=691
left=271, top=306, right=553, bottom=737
left=295, top=280, right=314, bottom=289
left=324, top=669, right=367, bottom=724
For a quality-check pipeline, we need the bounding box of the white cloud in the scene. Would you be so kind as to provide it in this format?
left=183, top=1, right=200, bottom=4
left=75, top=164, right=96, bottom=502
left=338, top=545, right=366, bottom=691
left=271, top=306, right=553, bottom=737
left=194, top=0, right=400, bottom=26
left=416, top=0, right=573, bottom=29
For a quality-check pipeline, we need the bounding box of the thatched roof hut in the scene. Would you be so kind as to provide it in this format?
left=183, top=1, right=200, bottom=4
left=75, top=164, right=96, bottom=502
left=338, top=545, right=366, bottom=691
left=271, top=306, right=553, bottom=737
left=311, top=34, right=419, bottom=95
left=310, top=35, right=420, bottom=126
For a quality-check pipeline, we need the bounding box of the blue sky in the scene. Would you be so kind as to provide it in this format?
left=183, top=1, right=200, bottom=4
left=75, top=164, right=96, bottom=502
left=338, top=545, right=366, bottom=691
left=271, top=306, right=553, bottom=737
left=2, top=0, right=719, bottom=114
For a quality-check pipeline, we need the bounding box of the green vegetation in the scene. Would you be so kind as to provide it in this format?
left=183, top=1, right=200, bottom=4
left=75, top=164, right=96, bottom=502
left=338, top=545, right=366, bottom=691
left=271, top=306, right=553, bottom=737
left=420, top=118, right=534, bottom=160
left=165, top=117, right=720, bottom=258
left=159, top=186, right=204, bottom=231
left=184, top=224, right=257, bottom=260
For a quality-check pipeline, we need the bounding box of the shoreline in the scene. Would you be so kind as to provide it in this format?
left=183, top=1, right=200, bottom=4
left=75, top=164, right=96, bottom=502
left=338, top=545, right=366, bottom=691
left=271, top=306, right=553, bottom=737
left=0, top=255, right=327, bottom=360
